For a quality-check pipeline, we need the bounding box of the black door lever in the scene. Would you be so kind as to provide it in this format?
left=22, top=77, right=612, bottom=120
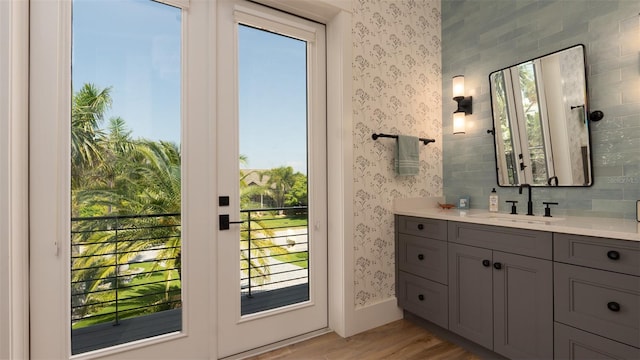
left=219, top=214, right=244, bottom=230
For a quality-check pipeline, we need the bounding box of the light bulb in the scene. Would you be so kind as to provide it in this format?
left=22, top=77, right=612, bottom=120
left=452, top=75, right=465, bottom=98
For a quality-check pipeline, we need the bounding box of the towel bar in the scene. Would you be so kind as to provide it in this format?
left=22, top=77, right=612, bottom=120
left=371, top=133, right=435, bottom=145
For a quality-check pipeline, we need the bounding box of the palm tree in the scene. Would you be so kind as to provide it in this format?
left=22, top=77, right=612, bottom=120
left=260, top=166, right=296, bottom=209
left=71, top=83, right=112, bottom=190
left=72, top=138, right=183, bottom=322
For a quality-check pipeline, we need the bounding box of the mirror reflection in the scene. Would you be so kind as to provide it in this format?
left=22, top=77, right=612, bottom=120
left=489, top=45, right=592, bottom=187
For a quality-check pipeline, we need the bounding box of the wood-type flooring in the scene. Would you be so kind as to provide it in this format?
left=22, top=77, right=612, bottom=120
left=247, top=319, right=482, bottom=360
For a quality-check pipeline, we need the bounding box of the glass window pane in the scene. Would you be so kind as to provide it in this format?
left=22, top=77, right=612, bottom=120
left=70, top=0, right=182, bottom=354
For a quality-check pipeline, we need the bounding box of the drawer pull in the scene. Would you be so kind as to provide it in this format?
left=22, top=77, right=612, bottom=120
left=482, top=259, right=491, bottom=267
left=417, top=224, right=424, bottom=230
left=417, top=254, right=424, bottom=260
left=607, top=301, right=621, bottom=312
left=607, top=250, right=620, bottom=260
left=418, top=294, right=425, bottom=301
left=493, top=262, right=502, bottom=270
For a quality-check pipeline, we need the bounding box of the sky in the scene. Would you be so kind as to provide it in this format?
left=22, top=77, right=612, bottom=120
left=238, top=25, right=307, bottom=174
left=72, top=0, right=308, bottom=174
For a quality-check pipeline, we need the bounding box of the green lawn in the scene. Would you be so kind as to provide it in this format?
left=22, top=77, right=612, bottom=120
left=273, top=251, right=308, bottom=268
left=258, top=215, right=308, bottom=230
left=262, top=215, right=308, bottom=268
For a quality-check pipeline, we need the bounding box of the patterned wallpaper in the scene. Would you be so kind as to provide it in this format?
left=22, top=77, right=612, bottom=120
left=351, top=0, right=442, bottom=308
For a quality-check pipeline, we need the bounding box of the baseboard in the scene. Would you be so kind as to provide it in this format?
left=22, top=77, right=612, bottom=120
left=347, top=297, right=403, bottom=336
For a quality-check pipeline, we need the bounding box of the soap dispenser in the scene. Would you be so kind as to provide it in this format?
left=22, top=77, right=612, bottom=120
left=489, top=188, right=499, bottom=212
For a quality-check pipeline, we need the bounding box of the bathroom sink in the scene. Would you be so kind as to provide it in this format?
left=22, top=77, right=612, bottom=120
left=467, top=212, right=564, bottom=223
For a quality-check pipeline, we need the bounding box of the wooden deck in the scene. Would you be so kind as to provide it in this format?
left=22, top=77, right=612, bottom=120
left=72, top=284, right=309, bottom=354
left=242, top=283, right=309, bottom=315
left=71, top=308, right=182, bottom=355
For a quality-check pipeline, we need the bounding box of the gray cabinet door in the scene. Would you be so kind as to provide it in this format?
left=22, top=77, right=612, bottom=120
left=493, top=251, right=553, bottom=359
left=448, top=243, right=493, bottom=349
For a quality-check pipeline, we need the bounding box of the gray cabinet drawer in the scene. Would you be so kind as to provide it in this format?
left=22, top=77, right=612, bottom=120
left=396, top=216, right=447, bottom=240
left=555, top=263, right=640, bottom=348
left=554, top=233, right=640, bottom=276
left=397, top=271, right=448, bottom=329
left=554, top=322, right=640, bottom=360
left=448, top=221, right=552, bottom=259
left=398, top=234, right=447, bottom=284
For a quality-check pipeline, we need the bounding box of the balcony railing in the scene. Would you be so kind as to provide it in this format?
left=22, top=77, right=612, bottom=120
left=71, top=213, right=182, bottom=331
left=71, top=206, right=309, bottom=330
left=239, top=206, right=309, bottom=314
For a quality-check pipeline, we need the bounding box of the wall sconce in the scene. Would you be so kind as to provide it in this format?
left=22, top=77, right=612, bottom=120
left=452, top=75, right=473, bottom=134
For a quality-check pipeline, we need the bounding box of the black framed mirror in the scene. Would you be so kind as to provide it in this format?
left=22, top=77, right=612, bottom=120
left=488, top=44, right=594, bottom=187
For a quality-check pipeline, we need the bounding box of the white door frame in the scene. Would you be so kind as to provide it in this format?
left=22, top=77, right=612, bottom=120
left=0, top=1, right=29, bottom=359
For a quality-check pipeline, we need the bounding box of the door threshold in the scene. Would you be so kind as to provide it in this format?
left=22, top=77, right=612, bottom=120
left=220, top=327, right=332, bottom=360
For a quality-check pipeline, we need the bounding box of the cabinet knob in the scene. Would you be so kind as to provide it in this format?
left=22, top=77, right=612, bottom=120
left=493, top=262, right=502, bottom=270
left=418, top=294, right=425, bottom=301
left=607, top=301, right=621, bottom=312
left=607, top=250, right=620, bottom=260
left=417, top=224, right=424, bottom=230
left=482, top=259, right=491, bottom=267
left=418, top=254, right=424, bottom=260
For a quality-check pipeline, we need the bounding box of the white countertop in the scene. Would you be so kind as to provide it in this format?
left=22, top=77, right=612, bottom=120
left=394, top=197, right=640, bottom=242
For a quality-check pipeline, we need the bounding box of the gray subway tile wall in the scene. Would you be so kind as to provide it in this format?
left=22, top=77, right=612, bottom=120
left=442, top=0, right=639, bottom=219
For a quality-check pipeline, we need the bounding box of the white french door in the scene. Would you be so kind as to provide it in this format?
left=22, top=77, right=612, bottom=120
left=30, top=0, right=328, bottom=358
left=30, top=0, right=213, bottom=358
left=216, top=0, right=328, bottom=357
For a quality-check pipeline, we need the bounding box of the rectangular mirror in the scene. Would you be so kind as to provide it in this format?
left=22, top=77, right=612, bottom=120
left=489, top=44, right=593, bottom=187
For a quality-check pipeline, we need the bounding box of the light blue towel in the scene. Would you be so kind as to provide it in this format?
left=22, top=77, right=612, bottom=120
left=395, top=135, right=419, bottom=176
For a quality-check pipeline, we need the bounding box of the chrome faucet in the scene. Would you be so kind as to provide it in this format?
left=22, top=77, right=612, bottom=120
left=519, top=183, right=534, bottom=216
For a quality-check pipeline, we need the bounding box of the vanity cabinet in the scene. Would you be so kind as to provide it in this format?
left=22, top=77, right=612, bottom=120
left=395, top=215, right=639, bottom=359
left=553, top=233, right=640, bottom=358
left=448, top=222, right=553, bottom=359
left=395, top=216, right=448, bottom=329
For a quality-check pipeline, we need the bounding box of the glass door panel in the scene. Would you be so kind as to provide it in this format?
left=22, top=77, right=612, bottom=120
left=238, top=24, right=310, bottom=315
left=70, top=0, right=182, bottom=354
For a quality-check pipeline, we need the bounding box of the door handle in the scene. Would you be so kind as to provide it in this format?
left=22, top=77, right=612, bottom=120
left=219, top=214, right=244, bottom=230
